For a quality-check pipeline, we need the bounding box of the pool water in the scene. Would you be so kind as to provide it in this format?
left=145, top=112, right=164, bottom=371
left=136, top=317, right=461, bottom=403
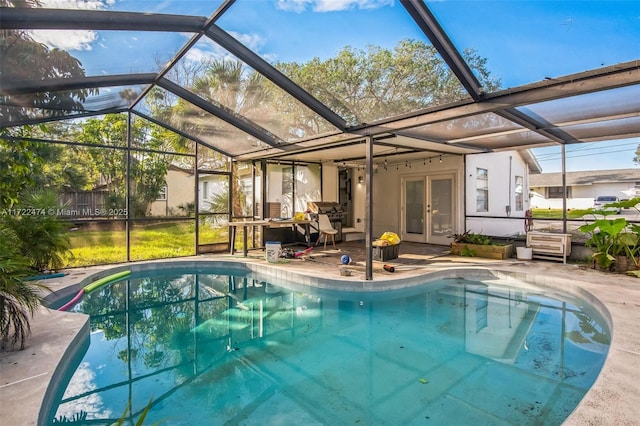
left=49, top=270, right=610, bottom=425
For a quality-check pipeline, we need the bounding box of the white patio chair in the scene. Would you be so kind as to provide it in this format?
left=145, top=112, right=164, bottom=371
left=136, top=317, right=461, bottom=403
left=315, top=214, right=338, bottom=249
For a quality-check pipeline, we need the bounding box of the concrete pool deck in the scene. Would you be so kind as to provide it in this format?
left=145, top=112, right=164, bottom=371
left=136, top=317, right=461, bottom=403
left=1, top=242, right=639, bottom=425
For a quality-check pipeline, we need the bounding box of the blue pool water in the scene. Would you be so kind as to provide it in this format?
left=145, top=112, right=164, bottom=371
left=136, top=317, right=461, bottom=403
left=48, top=269, right=610, bottom=425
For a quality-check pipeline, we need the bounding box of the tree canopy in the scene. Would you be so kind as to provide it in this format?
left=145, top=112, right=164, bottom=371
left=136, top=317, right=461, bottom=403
left=274, top=40, right=501, bottom=128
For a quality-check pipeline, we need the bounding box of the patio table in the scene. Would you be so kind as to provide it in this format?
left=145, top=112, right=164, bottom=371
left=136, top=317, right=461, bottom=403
left=228, top=219, right=314, bottom=257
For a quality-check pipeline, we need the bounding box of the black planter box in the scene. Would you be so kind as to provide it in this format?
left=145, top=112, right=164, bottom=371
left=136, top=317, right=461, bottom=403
left=373, top=244, right=400, bottom=261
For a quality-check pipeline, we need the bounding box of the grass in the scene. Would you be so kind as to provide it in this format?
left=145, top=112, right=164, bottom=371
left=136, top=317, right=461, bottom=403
left=531, top=208, right=588, bottom=220
left=64, top=221, right=224, bottom=267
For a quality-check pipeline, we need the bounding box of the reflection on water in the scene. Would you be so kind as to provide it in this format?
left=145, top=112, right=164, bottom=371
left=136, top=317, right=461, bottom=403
left=50, top=271, right=609, bottom=425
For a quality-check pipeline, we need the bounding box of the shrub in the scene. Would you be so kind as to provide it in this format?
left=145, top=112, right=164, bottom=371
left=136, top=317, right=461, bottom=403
left=0, top=224, right=49, bottom=350
left=3, top=189, right=72, bottom=271
left=450, top=231, right=492, bottom=245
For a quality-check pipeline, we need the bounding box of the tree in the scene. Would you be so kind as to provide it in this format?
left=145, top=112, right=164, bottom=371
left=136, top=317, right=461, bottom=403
left=634, top=144, right=640, bottom=165
left=0, top=6, right=96, bottom=125
left=74, top=114, right=130, bottom=191
left=274, top=40, right=501, bottom=130
left=0, top=0, right=96, bottom=351
left=0, top=128, right=46, bottom=208
left=129, top=151, right=170, bottom=217
left=74, top=114, right=170, bottom=216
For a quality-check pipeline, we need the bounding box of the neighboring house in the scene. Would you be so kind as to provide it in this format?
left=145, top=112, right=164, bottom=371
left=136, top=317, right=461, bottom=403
left=529, top=168, right=640, bottom=210
left=198, top=173, right=229, bottom=214
left=149, top=165, right=195, bottom=216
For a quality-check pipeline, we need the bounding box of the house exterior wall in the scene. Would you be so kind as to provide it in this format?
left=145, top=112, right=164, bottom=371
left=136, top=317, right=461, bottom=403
left=148, top=150, right=533, bottom=240
left=590, top=183, right=632, bottom=200
left=355, top=172, right=366, bottom=232
left=149, top=169, right=194, bottom=216
left=322, top=153, right=527, bottom=241
left=465, top=151, right=531, bottom=237
left=199, top=174, right=222, bottom=211
left=370, top=154, right=465, bottom=240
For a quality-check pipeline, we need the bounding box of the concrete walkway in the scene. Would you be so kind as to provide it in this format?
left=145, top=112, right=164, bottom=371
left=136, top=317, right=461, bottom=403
left=1, top=244, right=639, bottom=425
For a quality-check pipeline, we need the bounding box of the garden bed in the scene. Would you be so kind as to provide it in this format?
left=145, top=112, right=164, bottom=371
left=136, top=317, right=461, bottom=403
left=450, top=242, right=514, bottom=260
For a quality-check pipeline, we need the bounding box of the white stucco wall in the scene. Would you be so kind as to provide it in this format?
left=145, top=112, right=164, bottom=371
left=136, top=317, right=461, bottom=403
left=371, top=154, right=465, bottom=240
left=465, top=151, right=531, bottom=237
left=321, top=163, right=339, bottom=203
left=529, top=194, right=593, bottom=210
left=571, top=183, right=632, bottom=200
left=321, top=151, right=531, bottom=241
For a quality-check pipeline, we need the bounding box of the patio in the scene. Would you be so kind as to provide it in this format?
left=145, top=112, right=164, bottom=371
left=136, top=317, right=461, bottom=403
left=2, top=243, right=640, bottom=425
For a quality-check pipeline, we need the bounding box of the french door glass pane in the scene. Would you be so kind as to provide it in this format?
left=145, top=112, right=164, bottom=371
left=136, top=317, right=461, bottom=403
left=406, top=180, right=424, bottom=234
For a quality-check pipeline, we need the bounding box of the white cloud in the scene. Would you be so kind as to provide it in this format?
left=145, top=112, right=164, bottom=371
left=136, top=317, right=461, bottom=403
left=39, top=0, right=115, bottom=10
left=275, top=0, right=313, bottom=12
left=228, top=31, right=265, bottom=53
left=30, top=29, right=98, bottom=51
left=184, top=44, right=231, bottom=64
left=184, top=47, right=215, bottom=63
left=56, top=361, right=113, bottom=421
left=29, top=0, right=115, bottom=50
left=276, top=0, right=393, bottom=13
left=183, top=32, right=267, bottom=65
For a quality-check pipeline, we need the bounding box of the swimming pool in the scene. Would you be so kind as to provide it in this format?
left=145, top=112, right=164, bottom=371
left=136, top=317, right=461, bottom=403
left=48, top=267, right=610, bottom=425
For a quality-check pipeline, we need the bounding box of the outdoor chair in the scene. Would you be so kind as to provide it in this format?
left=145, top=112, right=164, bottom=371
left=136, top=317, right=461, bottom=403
left=315, top=214, right=338, bottom=249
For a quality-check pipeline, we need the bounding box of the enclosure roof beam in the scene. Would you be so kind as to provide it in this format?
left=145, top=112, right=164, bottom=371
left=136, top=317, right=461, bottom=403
left=157, top=78, right=284, bottom=149
left=0, top=108, right=129, bottom=129
left=131, top=110, right=233, bottom=158
left=257, top=139, right=367, bottom=160
left=401, top=0, right=483, bottom=100
left=392, top=130, right=490, bottom=152
left=129, top=0, right=237, bottom=111
left=205, top=24, right=348, bottom=130
left=496, top=108, right=581, bottom=145
left=0, top=74, right=157, bottom=96
left=349, top=61, right=640, bottom=136
left=0, top=7, right=206, bottom=32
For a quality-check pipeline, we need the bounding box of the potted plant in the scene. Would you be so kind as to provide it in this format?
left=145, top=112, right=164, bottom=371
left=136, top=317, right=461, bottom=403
left=449, top=231, right=514, bottom=260
left=578, top=197, right=640, bottom=275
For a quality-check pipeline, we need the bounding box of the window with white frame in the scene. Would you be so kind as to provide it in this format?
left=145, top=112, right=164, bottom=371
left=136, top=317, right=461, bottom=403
left=515, top=176, right=523, bottom=211
left=156, top=186, right=167, bottom=201
left=476, top=168, right=488, bottom=212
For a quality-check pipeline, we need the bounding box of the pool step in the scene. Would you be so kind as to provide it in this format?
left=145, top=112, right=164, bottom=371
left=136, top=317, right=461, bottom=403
left=343, top=228, right=365, bottom=242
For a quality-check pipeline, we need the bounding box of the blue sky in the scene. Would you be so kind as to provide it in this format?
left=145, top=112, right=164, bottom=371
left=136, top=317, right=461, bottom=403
left=531, top=139, right=639, bottom=173
left=31, top=0, right=640, bottom=173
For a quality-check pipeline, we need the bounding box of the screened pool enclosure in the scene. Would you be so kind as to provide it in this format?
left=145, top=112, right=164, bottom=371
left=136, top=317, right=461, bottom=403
left=1, top=0, right=639, bottom=271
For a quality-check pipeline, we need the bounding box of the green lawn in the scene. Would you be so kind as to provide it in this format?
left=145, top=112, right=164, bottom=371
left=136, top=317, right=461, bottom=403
left=65, top=221, right=224, bottom=267
left=531, top=208, right=588, bottom=220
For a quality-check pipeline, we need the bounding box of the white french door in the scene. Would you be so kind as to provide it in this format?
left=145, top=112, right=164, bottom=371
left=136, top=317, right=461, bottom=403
left=401, top=173, right=455, bottom=245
